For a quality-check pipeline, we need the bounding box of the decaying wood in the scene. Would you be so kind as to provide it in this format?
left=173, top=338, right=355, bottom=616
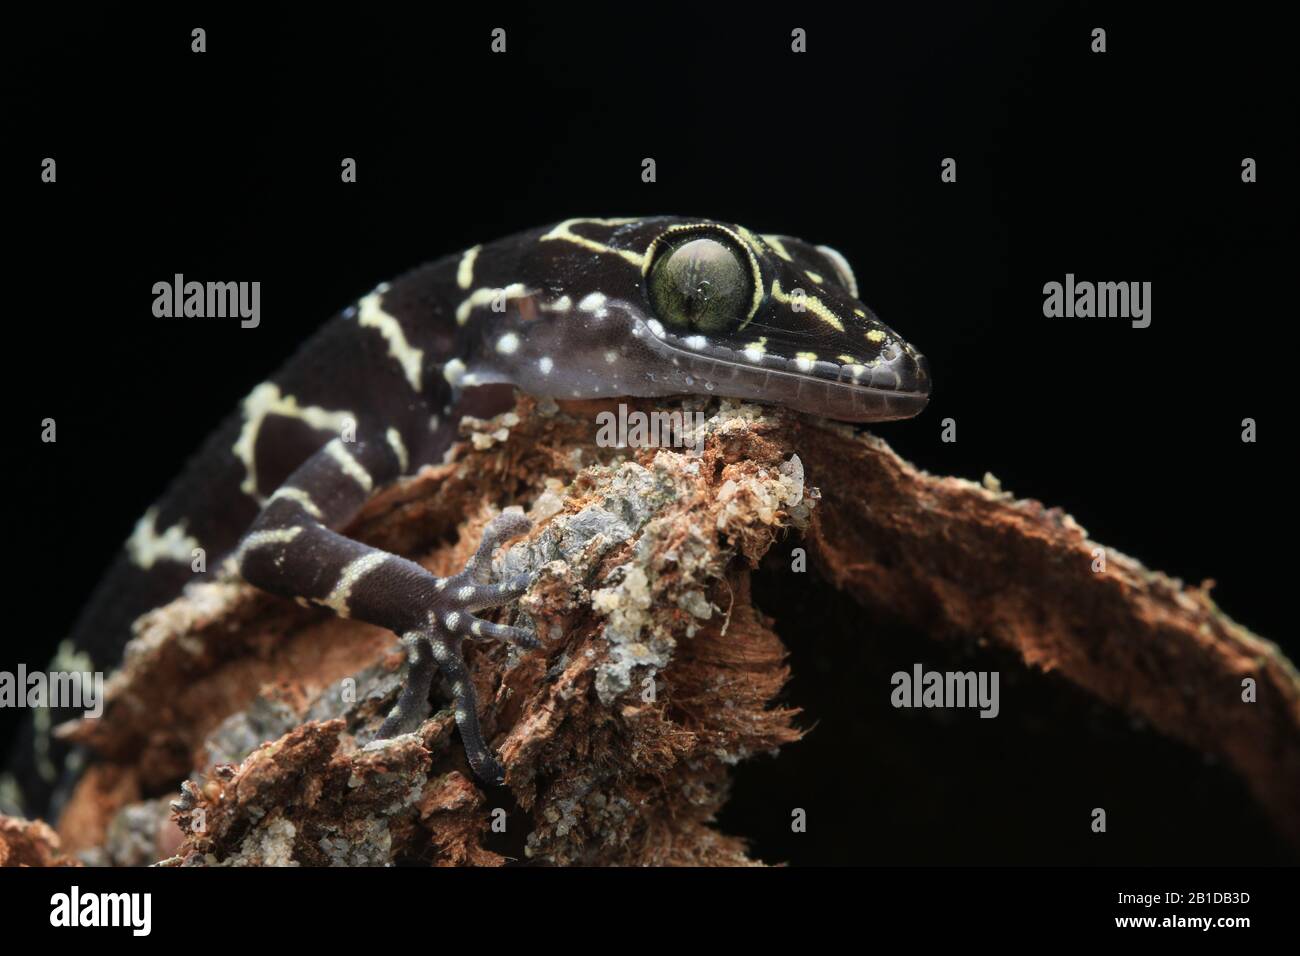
left=0, top=815, right=79, bottom=867
left=8, top=394, right=1295, bottom=865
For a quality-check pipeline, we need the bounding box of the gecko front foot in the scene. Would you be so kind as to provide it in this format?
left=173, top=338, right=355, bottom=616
left=375, top=512, right=537, bottom=785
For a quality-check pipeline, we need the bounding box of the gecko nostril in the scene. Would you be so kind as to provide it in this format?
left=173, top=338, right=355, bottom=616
left=881, top=349, right=930, bottom=397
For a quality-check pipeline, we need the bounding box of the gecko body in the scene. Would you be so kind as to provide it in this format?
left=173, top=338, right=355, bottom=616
left=5, top=216, right=929, bottom=817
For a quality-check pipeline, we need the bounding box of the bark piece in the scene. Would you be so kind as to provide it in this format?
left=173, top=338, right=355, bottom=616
left=787, top=421, right=1300, bottom=846
left=41, top=395, right=1299, bottom=863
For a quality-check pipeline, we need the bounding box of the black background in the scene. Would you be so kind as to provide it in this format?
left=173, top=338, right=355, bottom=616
left=4, top=4, right=1296, bottom=865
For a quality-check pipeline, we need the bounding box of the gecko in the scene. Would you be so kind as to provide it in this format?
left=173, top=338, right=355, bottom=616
left=3, top=216, right=930, bottom=819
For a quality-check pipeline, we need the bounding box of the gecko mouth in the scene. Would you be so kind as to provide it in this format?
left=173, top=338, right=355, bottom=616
left=631, top=318, right=930, bottom=423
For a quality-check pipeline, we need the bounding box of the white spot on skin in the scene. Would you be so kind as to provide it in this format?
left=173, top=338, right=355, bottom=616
left=320, top=551, right=388, bottom=617
left=233, top=384, right=355, bottom=502
left=358, top=293, right=424, bottom=391
left=496, top=332, right=520, bottom=355
left=578, top=292, right=607, bottom=312
left=541, top=296, right=572, bottom=313
left=456, top=244, right=482, bottom=290
left=386, top=427, right=409, bottom=472
left=604, top=351, right=619, bottom=363
left=646, top=319, right=665, bottom=338
left=684, top=335, right=707, bottom=350
left=471, top=621, right=484, bottom=636
left=458, top=586, right=475, bottom=600
left=444, top=613, right=461, bottom=630
left=538, top=356, right=554, bottom=376
left=126, top=508, right=200, bottom=569
left=443, top=358, right=467, bottom=387
left=794, top=353, right=817, bottom=373
left=741, top=337, right=768, bottom=364
left=324, top=439, right=373, bottom=492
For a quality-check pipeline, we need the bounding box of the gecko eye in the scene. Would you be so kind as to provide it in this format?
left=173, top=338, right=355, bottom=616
left=647, top=236, right=750, bottom=333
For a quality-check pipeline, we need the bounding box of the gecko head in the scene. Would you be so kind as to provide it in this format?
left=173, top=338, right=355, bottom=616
left=629, top=219, right=929, bottom=421
left=506, top=217, right=930, bottom=423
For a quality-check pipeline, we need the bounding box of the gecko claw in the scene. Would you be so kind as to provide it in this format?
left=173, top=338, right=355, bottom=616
left=376, top=511, right=536, bottom=787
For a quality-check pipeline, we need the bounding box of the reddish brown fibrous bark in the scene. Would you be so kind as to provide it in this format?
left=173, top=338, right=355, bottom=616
left=20, top=394, right=1296, bottom=865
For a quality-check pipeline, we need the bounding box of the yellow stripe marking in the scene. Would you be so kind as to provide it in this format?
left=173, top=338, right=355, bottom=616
left=233, top=384, right=356, bottom=502
left=539, top=218, right=645, bottom=267
left=325, top=439, right=373, bottom=492
left=268, top=487, right=323, bottom=519
left=770, top=279, right=845, bottom=332
left=321, top=551, right=388, bottom=617
left=761, top=234, right=794, bottom=261
left=735, top=226, right=767, bottom=257
left=236, top=525, right=304, bottom=565
left=358, top=293, right=424, bottom=391
left=126, top=508, right=199, bottom=569
left=455, top=283, right=529, bottom=325
left=386, top=427, right=409, bottom=472
left=456, top=245, right=482, bottom=290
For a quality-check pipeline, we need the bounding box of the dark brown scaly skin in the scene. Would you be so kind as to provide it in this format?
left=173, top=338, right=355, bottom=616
left=3, top=217, right=929, bottom=817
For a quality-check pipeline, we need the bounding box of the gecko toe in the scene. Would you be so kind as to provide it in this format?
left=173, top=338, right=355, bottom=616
left=484, top=511, right=531, bottom=540
left=467, top=617, right=539, bottom=648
